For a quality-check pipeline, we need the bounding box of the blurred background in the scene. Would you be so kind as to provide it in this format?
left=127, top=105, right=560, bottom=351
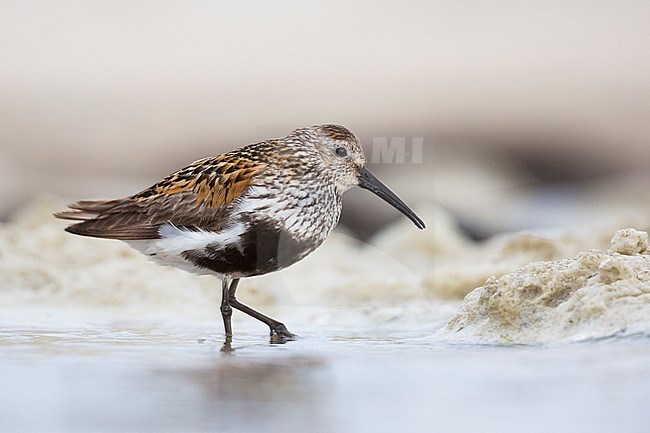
left=1, top=0, right=648, bottom=238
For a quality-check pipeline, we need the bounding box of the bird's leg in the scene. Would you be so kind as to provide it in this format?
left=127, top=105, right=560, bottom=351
left=220, top=277, right=233, bottom=343
left=227, top=279, right=296, bottom=341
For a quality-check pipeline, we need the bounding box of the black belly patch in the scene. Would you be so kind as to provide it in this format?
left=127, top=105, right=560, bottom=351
left=181, top=219, right=312, bottom=277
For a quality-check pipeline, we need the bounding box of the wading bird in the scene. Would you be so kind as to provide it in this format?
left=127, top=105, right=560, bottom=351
left=56, top=125, right=425, bottom=343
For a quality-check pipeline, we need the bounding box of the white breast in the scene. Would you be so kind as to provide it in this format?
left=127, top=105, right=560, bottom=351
left=127, top=223, right=247, bottom=276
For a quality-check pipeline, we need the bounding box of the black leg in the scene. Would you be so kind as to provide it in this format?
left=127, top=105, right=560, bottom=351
left=220, top=277, right=233, bottom=343
left=227, top=279, right=295, bottom=341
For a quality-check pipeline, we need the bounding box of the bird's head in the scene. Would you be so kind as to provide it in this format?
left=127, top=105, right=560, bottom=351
left=289, top=124, right=425, bottom=230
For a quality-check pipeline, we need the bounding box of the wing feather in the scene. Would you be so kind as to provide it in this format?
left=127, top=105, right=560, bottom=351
left=55, top=154, right=266, bottom=240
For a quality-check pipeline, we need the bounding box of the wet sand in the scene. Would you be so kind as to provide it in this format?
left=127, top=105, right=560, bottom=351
left=2, top=318, right=650, bottom=433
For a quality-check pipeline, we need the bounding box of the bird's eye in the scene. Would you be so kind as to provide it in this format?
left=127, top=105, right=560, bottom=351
left=335, top=147, right=347, bottom=157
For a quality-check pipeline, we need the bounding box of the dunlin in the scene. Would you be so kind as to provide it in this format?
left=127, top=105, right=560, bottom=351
left=56, top=125, right=425, bottom=342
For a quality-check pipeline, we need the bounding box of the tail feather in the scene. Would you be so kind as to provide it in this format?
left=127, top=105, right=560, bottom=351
left=68, top=199, right=124, bottom=212
left=53, top=210, right=98, bottom=221
left=54, top=199, right=123, bottom=221
left=55, top=198, right=162, bottom=240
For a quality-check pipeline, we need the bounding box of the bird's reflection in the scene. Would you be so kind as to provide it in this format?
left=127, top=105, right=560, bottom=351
left=220, top=338, right=235, bottom=354
left=168, top=349, right=332, bottom=432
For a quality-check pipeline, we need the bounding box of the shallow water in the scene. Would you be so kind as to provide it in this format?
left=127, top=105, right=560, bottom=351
left=2, top=320, right=650, bottom=433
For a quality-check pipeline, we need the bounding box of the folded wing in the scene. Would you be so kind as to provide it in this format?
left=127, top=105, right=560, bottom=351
left=54, top=155, right=266, bottom=240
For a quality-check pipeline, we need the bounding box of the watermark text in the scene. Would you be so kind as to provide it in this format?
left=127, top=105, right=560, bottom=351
left=371, top=136, right=423, bottom=164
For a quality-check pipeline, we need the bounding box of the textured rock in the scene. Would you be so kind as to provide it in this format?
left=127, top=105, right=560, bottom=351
left=441, top=229, right=650, bottom=344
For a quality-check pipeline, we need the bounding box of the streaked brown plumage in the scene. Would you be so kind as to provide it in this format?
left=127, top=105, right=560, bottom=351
left=55, top=125, right=425, bottom=344
left=56, top=149, right=269, bottom=239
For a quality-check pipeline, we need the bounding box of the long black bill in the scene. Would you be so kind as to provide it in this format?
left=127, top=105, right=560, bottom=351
left=357, top=167, right=426, bottom=230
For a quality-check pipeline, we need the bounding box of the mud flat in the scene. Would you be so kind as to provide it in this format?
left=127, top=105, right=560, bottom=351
left=2, top=198, right=650, bottom=433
